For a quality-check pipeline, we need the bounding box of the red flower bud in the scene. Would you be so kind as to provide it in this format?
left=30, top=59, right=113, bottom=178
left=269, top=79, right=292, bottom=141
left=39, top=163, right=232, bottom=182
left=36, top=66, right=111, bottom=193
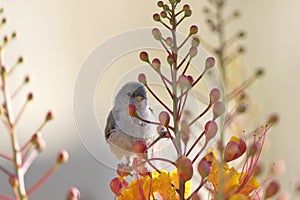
left=127, top=104, right=138, bottom=117
left=56, top=150, right=69, bottom=164
left=138, top=73, right=147, bottom=85
left=198, top=152, right=214, bottom=179
left=152, top=28, right=162, bottom=40
left=139, top=51, right=149, bottom=62
left=153, top=13, right=161, bottom=21
left=152, top=58, right=161, bottom=72
left=167, top=54, right=175, bottom=65
left=224, top=136, right=247, bottom=162
left=191, top=37, right=200, bottom=47
left=190, top=25, right=198, bottom=35
left=204, top=121, right=218, bottom=141
left=110, top=177, right=128, bottom=196
left=159, top=111, right=170, bottom=126
left=205, top=57, right=215, bottom=69
left=209, top=88, right=221, bottom=104
left=213, top=101, right=225, bottom=119
left=176, top=156, right=193, bottom=182
left=165, top=37, right=173, bottom=46
left=265, top=180, right=280, bottom=199
left=189, top=47, right=198, bottom=58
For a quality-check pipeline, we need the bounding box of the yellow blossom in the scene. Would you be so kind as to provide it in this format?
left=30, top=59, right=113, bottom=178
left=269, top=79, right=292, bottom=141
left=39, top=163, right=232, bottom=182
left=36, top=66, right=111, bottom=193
left=208, top=157, right=260, bottom=199
left=119, top=169, right=191, bottom=200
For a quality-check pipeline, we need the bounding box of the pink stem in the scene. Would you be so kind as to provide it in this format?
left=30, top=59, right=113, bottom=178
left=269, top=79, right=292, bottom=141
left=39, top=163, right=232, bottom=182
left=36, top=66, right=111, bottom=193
left=145, top=85, right=173, bottom=114
left=0, top=193, right=14, bottom=200
left=186, top=130, right=205, bottom=157
left=0, top=152, right=13, bottom=160
left=27, top=164, right=58, bottom=196
left=189, top=102, right=212, bottom=126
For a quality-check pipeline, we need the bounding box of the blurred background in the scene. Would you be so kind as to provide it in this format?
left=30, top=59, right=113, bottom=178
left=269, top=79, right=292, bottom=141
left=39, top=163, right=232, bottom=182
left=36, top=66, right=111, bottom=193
left=0, top=0, right=299, bottom=199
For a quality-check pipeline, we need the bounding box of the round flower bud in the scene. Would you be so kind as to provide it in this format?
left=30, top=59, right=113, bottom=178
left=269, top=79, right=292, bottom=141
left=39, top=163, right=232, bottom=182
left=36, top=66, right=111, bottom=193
left=209, top=88, right=221, bottom=104
left=159, top=111, right=170, bottom=126
left=213, top=101, right=225, bottom=119
left=255, top=67, right=265, bottom=77
left=178, top=75, right=190, bottom=89
left=238, top=31, right=246, bottom=38
left=198, top=152, right=214, bottom=179
left=205, top=57, right=215, bottom=69
left=185, top=9, right=192, bottom=17
left=191, top=37, right=200, bottom=47
left=1, top=18, right=6, bottom=24
left=139, top=51, right=149, bottom=62
left=233, top=10, right=240, bottom=17
left=163, top=5, right=169, bottom=11
left=167, top=54, right=175, bottom=65
left=203, top=7, right=210, bottom=13
left=45, top=111, right=54, bottom=122
left=18, top=56, right=24, bottom=63
left=176, top=156, right=193, bottom=182
left=189, top=47, right=198, bottom=58
left=236, top=103, right=247, bottom=113
left=127, top=104, right=138, bottom=117
left=157, top=1, right=164, bottom=7
left=133, top=140, right=148, bottom=158
left=183, top=4, right=190, bottom=12
left=253, top=162, right=264, bottom=176
left=165, top=37, right=173, bottom=46
left=36, top=137, right=46, bottom=152
left=152, top=58, right=161, bottom=72
left=238, top=46, right=245, bottom=53
left=110, top=177, right=128, bottom=196
left=224, top=136, right=247, bottom=162
left=138, top=73, right=147, bottom=85
left=153, top=13, right=161, bottom=22
left=190, top=25, right=198, bottom=35
left=67, top=187, right=80, bottom=200
left=24, top=75, right=30, bottom=83
left=267, top=113, right=279, bottom=125
left=56, top=150, right=69, bottom=164
left=204, top=121, right=218, bottom=141
left=31, top=132, right=42, bottom=145
left=160, top=11, right=167, bottom=18
left=11, top=31, right=17, bottom=39
left=169, top=0, right=175, bottom=5
left=27, top=92, right=34, bottom=101
left=152, top=28, right=162, bottom=40
left=187, top=75, right=194, bottom=85
left=265, top=180, right=280, bottom=199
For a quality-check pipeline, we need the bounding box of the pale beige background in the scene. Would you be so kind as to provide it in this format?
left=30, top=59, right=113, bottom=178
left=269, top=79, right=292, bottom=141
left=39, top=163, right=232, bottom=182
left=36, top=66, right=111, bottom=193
left=0, top=0, right=299, bottom=199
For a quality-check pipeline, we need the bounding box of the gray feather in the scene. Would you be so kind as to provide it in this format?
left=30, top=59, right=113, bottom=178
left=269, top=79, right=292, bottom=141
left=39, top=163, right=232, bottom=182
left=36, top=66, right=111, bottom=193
left=104, top=111, right=116, bottom=140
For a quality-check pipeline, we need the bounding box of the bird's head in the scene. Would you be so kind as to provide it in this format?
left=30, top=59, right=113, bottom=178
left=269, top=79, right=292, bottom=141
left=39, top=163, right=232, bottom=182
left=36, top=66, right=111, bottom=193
left=114, top=82, right=148, bottom=111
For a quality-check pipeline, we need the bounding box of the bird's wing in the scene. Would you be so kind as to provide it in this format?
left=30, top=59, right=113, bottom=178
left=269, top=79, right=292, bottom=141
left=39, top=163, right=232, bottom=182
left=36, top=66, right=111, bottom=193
left=105, top=111, right=116, bottom=140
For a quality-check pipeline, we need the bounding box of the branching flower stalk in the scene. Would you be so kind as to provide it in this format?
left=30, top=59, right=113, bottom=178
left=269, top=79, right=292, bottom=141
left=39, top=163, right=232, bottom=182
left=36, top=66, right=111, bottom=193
left=202, top=0, right=281, bottom=199
left=108, top=0, right=281, bottom=200
left=0, top=7, right=79, bottom=200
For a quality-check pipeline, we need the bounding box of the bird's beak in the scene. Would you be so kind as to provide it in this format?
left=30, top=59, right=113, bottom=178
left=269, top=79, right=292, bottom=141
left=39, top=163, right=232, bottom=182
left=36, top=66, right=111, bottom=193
left=135, top=94, right=146, bottom=102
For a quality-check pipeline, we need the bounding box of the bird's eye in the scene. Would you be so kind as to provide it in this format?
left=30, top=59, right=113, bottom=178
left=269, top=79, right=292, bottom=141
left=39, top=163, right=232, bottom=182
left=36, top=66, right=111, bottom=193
left=127, top=92, right=132, bottom=97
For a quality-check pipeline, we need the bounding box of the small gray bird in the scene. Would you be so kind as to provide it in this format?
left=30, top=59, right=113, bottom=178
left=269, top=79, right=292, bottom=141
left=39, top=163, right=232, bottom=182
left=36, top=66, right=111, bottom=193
left=105, top=82, right=156, bottom=163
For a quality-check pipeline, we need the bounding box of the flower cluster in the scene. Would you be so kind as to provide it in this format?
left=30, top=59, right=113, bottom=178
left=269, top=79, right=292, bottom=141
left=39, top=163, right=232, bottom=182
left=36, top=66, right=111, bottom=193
left=109, top=0, right=280, bottom=200
left=0, top=7, right=79, bottom=200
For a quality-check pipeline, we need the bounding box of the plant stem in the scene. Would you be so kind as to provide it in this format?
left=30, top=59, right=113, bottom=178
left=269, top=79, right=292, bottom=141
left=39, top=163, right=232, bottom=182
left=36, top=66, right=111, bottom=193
left=169, top=3, right=185, bottom=200
left=0, top=48, right=27, bottom=200
left=215, top=1, right=226, bottom=199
